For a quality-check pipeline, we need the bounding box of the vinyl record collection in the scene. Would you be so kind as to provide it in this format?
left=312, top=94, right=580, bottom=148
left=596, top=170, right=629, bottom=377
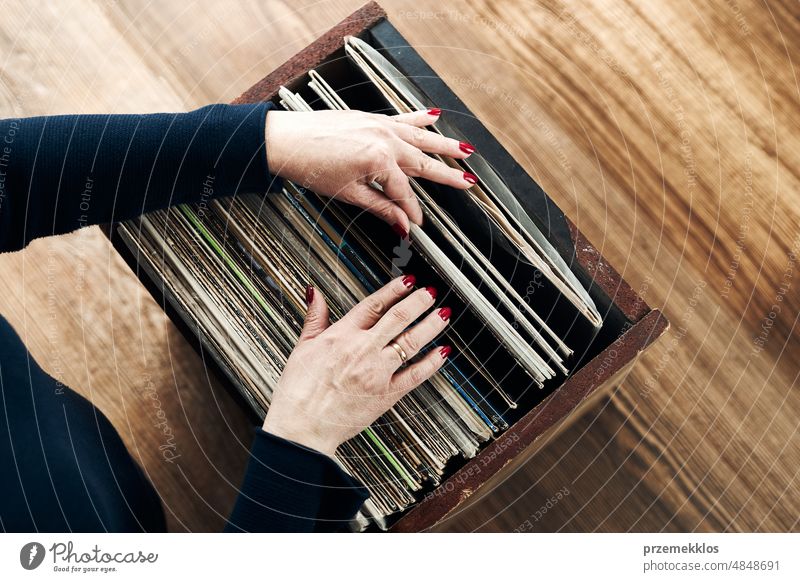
left=117, top=36, right=602, bottom=529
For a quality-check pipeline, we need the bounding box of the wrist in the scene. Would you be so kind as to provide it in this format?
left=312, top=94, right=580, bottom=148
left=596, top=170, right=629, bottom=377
left=264, top=110, right=290, bottom=179
left=262, top=411, right=339, bottom=458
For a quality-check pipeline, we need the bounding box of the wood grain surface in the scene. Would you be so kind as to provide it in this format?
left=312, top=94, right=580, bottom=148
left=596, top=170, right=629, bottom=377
left=0, top=0, right=797, bottom=532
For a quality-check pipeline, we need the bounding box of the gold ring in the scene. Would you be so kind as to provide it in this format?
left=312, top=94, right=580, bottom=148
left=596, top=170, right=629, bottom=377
left=389, top=341, right=408, bottom=364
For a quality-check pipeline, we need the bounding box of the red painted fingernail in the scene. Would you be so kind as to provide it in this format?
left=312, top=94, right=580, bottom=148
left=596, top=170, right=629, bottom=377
left=425, top=286, right=438, bottom=300
left=305, top=284, right=314, bottom=305
left=463, top=172, right=478, bottom=185
left=391, top=223, right=408, bottom=239
left=427, top=108, right=442, bottom=116
left=439, top=345, right=453, bottom=359
left=438, top=307, right=452, bottom=321
left=459, top=142, right=476, bottom=155
left=402, top=274, right=416, bottom=288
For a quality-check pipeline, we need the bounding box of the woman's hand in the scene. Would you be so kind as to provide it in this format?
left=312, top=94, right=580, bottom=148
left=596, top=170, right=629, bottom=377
left=262, top=275, right=453, bottom=456
left=264, top=108, right=477, bottom=236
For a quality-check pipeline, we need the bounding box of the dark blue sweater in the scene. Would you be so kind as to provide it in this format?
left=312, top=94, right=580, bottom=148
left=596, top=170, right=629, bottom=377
left=0, top=103, right=369, bottom=532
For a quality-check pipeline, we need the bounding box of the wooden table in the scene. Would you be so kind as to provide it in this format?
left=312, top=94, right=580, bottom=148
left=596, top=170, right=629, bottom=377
left=0, top=0, right=797, bottom=531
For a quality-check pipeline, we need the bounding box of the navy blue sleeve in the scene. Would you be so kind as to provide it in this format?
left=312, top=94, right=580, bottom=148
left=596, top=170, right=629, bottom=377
left=0, top=102, right=283, bottom=253
left=0, top=104, right=371, bottom=531
left=225, top=429, right=370, bottom=533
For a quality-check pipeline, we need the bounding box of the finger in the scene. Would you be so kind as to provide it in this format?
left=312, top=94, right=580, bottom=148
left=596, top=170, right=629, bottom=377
left=343, top=275, right=417, bottom=329
left=372, top=163, right=423, bottom=225
left=396, top=142, right=475, bottom=189
left=390, top=122, right=474, bottom=159
left=390, top=108, right=441, bottom=127
left=298, top=285, right=330, bottom=341
left=391, top=345, right=452, bottom=395
left=384, top=305, right=451, bottom=365
left=346, top=183, right=409, bottom=232
left=370, top=286, right=437, bottom=345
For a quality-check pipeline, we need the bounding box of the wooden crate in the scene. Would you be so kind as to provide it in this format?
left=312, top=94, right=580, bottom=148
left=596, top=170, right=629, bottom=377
left=108, top=1, right=668, bottom=532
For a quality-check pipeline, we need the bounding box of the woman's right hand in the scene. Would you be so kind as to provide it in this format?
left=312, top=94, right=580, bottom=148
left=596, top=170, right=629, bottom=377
left=262, top=275, right=453, bottom=457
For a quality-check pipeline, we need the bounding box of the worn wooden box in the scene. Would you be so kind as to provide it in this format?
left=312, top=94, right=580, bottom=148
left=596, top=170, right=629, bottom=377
left=108, top=1, right=668, bottom=532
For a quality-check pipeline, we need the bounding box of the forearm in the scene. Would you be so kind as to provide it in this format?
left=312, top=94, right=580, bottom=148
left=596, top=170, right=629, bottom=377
left=0, top=102, right=281, bottom=253
left=224, top=429, right=369, bottom=533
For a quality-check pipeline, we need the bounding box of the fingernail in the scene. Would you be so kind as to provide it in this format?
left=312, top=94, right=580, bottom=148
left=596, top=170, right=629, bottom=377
left=438, top=306, right=452, bottom=321
left=305, top=284, right=314, bottom=305
left=391, top=222, right=408, bottom=239
left=439, top=345, right=453, bottom=359
left=425, top=286, right=438, bottom=300
left=427, top=108, right=442, bottom=116
left=402, top=274, right=416, bottom=288
left=463, top=172, right=478, bottom=185
left=459, top=142, right=476, bottom=155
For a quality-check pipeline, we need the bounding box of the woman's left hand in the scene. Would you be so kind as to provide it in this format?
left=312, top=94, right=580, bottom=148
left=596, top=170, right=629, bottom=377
left=264, top=108, right=476, bottom=236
